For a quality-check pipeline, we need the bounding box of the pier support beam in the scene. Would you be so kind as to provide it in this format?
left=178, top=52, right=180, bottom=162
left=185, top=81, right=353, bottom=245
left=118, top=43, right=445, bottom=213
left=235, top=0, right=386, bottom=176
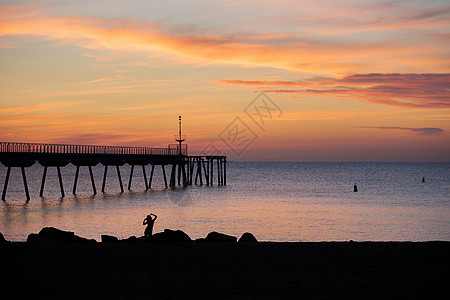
left=40, top=166, right=65, bottom=198
left=195, top=159, right=203, bottom=186
left=89, top=166, right=97, bottom=195
left=128, top=165, right=134, bottom=191
left=40, top=166, right=48, bottom=197
left=170, top=164, right=176, bottom=187
left=1, top=166, right=30, bottom=201
left=182, top=164, right=187, bottom=187
left=21, top=166, right=30, bottom=201
left=148, top=165, right=155, bottom=190
left=116, top=165, right=124, bottom=193
left=128, top=165, right=149, bottom=191
left=210, top=159, right=213, bottom=186
left=101, top=165, right=124, bottom=193
left=224, top=159, right=227, bottom=185
left=162, top=165, right=168, bottom=189
left=102, top=165, right=108, bottom=193
left=202, top=160, right=209, bottom=186
left=74, top=166, right=97, bottom=195
left=188, top=160, right=194, bottom=185
left=216, top=159, right=219, bottom=185
left=57, top=166, right=65, bottom=198
left=73, top=166, right=80, bottom=195
left=2, top=166, right=11, bottom=201
left=142, top=165, right=148, bottom=190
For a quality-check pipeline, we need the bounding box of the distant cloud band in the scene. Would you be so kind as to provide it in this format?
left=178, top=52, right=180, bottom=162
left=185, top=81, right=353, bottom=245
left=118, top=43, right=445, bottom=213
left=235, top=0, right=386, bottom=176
left=216, top=73, right=450, bottom=109
left=357, top=126, right=445, bottom=135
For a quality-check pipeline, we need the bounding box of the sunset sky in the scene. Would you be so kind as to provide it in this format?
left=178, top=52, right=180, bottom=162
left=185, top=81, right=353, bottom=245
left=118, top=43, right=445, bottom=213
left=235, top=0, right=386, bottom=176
left=1, top=0, right=449, bottom=161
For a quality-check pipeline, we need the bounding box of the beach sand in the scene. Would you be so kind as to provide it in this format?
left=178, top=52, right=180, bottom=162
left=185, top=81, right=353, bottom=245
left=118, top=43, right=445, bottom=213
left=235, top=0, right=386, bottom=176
left=1, top=240, right=448, bottom=299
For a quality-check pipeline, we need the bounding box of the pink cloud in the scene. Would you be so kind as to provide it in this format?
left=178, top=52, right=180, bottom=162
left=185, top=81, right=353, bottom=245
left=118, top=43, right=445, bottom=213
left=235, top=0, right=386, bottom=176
left=216, top=73, right=450, bottom=108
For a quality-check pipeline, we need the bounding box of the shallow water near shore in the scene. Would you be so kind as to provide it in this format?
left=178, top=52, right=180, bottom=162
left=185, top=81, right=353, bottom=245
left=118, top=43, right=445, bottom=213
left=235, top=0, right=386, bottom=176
left=1, top=162, right=449, bottom=242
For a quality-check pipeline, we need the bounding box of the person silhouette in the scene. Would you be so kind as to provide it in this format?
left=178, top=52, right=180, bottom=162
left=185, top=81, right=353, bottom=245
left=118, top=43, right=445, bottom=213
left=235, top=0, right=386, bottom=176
left=422, top=177, right=425, bottom=183
left=143, top=213, right=157, bottom=238
left=353, top=183, right=358, bottom=192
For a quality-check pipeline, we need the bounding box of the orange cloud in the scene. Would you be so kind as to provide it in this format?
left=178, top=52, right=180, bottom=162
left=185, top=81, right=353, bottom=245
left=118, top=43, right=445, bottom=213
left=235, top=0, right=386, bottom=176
left=1, top=5, right=448, bottom=74
left=0, top=100, right=92, bottom=113
left=216, top=73, right=450, bottom=108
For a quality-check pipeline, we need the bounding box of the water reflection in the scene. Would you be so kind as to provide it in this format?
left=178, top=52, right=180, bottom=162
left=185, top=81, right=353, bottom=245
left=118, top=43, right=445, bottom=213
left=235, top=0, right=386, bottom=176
left=1, top=162, right=449, bottom=242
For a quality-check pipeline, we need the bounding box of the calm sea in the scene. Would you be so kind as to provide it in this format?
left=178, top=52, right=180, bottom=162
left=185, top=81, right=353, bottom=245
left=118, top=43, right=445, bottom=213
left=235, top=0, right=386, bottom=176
left=1, top=162, right=449, bottom=242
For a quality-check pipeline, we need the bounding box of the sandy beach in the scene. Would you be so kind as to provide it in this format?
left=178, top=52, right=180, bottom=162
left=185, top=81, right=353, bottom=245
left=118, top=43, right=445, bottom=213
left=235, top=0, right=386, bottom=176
left=1, top=234, right=448, bottom=299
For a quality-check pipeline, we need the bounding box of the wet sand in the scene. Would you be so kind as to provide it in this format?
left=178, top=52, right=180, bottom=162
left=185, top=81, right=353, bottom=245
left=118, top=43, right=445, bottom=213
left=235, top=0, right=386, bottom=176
left=1, top=240, right=448, bottom=299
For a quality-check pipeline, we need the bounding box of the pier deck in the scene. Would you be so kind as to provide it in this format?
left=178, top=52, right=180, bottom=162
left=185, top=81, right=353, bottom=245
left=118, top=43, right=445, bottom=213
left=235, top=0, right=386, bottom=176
left=0, top=142, right=226, bottom=201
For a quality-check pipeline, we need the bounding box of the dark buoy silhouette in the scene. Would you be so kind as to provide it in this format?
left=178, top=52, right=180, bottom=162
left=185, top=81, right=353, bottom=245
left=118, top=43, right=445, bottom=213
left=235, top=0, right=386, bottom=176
left=353, top=183, right=358, bottom=192
left=422, top=177, right=425, bottom=183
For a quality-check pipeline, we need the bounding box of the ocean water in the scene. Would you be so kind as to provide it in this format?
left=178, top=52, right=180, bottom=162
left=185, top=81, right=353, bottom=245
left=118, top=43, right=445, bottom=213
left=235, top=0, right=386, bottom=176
left=1, top=162, right=449, bottom=242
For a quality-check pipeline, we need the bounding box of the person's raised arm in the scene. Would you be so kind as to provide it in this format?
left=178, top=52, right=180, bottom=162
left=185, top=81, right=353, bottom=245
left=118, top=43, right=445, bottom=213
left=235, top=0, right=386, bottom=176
left=151, top=213, right=157, bottom=221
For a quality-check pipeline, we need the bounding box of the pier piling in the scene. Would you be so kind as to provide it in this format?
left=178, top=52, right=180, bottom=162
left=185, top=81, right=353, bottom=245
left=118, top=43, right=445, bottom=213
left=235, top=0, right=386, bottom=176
left=162, top=165, right=168, bottom=189
left=1, top=166, right=11, bottom=201
left=57, top=166, right=65, bottom=198
left=116, top=166, right=124, bottom=193
left=89, top=166, right=97, bottom=195
left=73, top=166, right=80, bottom=195
left=149, top=165, right=155, bottom=190
left=21, top=167, right=30, bottom=200
left=102, top=165, right=108, bottom=193
left=128, top=165, right=134, bottom=190
left=39, top=166, right=48, bottom=197
left=142, top=165, right=148, bottom=190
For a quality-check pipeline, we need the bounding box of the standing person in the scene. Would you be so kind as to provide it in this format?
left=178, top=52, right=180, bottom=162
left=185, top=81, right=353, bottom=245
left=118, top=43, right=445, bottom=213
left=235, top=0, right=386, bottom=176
left=353, top=183, right=358, bottom=192
left=143, top=213, right=157, bottom=238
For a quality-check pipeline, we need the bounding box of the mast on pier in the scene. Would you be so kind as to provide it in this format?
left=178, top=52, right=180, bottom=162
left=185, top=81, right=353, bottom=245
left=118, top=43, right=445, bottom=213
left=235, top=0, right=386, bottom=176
left=175, top=115, right=185, bottom=155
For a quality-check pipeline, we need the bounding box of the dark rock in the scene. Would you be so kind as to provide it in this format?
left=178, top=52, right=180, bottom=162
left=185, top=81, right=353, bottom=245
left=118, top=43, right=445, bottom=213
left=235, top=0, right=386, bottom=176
left=205, top=232, right=237, bottom=243
left=27, top=227, right=95, bottom=243
left=0, top=232, right=7, bottom=244
left=27, top=233, right=60, bottom=244
left=101, top=235, right=119, bottom=243
left=39, top=227, right=77, bottom=242
left=238, top=232, right=258, bottom=244
left=151, top=229, right=191, bottom=242
left=123, top=236, right=138, bottom=243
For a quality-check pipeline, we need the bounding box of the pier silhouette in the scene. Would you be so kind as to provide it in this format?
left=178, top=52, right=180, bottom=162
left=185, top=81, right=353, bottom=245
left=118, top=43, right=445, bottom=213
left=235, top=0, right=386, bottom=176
left=0, top=118, right=226, bottom=201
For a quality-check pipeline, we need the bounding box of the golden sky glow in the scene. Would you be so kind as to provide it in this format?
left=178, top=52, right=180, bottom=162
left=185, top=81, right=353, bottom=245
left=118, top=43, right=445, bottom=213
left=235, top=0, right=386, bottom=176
left=1, top=1, right=449, bottom=161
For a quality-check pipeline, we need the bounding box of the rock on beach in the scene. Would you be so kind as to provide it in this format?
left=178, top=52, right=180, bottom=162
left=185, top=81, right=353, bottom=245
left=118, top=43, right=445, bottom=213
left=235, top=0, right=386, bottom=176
left=0, top=232, right=8, bottom=244
left=204, top=231, right=237, bottom=242
left=238, top=232, right=258, bottom=243
left=27, top=227, right=96, bottom=244
left=150, top=229, right=192, bottom=242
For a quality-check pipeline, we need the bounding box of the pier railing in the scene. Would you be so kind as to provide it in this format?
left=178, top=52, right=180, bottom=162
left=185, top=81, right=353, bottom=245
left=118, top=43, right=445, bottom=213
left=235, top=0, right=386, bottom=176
left=0, top=142, right=187, bottom=156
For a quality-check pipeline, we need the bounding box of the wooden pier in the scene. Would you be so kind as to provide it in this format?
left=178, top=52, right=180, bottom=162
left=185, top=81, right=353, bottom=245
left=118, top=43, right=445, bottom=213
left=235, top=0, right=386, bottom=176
left=0, top=142, right=227, bottom=201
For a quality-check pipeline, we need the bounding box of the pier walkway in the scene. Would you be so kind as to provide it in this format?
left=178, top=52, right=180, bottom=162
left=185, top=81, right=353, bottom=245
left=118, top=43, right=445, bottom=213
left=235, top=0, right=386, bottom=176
left=0, top=142, right=226, bottom=201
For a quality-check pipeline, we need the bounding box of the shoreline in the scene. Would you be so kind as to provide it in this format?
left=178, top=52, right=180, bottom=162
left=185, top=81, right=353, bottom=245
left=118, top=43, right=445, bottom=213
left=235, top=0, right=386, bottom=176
left=1, top=230, right=448, bottom=299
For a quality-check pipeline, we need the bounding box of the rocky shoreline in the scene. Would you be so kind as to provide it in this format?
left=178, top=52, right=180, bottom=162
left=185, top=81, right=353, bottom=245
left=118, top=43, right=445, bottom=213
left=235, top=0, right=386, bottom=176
left=2, top=227, right=258, bottom=244
left=1, top=228, right=448, bottom=299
